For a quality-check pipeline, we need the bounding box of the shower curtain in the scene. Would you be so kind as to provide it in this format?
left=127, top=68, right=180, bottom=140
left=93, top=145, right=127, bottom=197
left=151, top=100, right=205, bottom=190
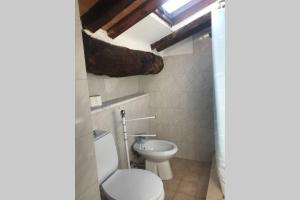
left=211, top=6, right=225, bottom=194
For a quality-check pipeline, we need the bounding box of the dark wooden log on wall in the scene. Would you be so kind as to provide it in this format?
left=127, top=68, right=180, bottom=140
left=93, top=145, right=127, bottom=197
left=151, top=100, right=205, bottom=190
left=151, top=12, right=211, bottom=52
left=82, top=31, right=164, bottom=77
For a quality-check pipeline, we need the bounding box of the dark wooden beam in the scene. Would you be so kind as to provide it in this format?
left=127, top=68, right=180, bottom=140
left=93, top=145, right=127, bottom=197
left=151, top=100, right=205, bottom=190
left=107, top=0, right=170, bottom=39
left=151, top=12, right=211, bottom=52
left=101, top=0, right=145, bottom=31
left=82, top=31, right=164, bottom=77
left=81, top=0, right=134, bottom=33
left=78, top=0, right=98, bottom=16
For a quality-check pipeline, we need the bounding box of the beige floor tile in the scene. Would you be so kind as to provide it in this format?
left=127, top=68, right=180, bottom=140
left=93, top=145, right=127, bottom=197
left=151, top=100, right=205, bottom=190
left=163, top=179, right=180, bottom=192
left=182, top=169, right=209, bottom=185
left=173, top=192, right=198, bottom=200
left=177, top=181, right=198, bottom=197
left=196, top=183, right=209, bottom=199
left=171, top=158, right=187, bottom=172
left=165, top=190, right=175, bottom=200
left=172, top=171, right=184, bottom=181
left=170, top=157, right=211, bottom=200
left=182, top=170, right=201, bottom=184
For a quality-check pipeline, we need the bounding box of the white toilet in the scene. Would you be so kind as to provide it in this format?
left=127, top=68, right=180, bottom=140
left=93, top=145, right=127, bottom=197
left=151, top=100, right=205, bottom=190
left=93, top=130, right=165, bottom=200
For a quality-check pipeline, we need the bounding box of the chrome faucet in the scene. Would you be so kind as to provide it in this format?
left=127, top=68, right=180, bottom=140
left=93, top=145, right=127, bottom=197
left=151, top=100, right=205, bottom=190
left=136, top=136, right=147, bottom=149
left=137, top=135, right=146, bottom=143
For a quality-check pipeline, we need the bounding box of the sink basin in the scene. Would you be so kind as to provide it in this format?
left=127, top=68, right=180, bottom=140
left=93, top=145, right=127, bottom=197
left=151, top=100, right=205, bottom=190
left=133, top=139, right=178, bottom=180
left=134, top=140, right=178, bottom=161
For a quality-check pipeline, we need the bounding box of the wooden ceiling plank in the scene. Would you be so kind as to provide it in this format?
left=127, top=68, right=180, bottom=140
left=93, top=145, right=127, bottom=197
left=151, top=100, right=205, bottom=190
left=151, top=12, right=211, bottom=52
left=107, top=0, right=170, bottom=39
left=81, top=0, right=134, bottom=33
left=102, top=0, right=145, bottom=31
left=78, top=0, right=98, bottom=16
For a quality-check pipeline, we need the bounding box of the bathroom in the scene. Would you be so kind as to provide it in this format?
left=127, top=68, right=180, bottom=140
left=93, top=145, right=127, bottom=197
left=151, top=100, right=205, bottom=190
left=76, top=0, right=225, bottom=200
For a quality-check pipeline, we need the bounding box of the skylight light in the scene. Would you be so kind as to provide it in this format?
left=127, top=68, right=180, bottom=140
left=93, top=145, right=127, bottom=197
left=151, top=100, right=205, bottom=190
left=162, top=0, right=192, bottom=14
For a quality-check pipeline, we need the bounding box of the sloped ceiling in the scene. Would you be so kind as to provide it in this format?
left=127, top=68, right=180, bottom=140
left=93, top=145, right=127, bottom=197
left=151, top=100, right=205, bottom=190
left=120, top=14, right=172, bottom=44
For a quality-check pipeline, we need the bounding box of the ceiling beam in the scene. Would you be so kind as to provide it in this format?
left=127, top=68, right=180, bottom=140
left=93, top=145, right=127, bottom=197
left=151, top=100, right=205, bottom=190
left=107, top=0, right=170, bottom=39
left=81, top=0, right=135, bottom=33
left=151, top=12, right=211, bottom=52
left=101, top=0, right=145, bottom=31
left=78, top=0, right=98, bottom=16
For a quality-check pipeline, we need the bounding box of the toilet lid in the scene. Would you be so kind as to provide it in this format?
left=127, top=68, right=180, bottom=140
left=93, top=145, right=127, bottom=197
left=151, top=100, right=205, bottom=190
left=102, top=169, right=163, bottom=200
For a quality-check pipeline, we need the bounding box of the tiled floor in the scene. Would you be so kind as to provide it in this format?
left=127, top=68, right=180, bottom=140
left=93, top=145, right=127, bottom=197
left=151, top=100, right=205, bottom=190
left=163, top=157, right=211, bottom=200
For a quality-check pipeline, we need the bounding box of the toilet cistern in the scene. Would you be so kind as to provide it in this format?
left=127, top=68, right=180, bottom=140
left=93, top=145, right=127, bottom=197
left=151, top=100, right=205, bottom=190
left=120, top=109, right=157, bottom=168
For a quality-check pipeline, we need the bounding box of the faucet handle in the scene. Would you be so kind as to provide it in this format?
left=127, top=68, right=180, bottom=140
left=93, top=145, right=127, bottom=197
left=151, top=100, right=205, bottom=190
left=136, top=135, right=147, bottom=144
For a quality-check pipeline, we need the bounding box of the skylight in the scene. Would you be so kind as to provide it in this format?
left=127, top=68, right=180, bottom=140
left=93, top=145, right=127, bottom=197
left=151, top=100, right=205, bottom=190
left=162, top=0, right=192, bottom=14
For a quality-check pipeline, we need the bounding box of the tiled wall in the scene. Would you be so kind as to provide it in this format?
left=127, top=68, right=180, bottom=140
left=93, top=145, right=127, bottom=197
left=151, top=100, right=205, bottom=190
left=91, top=95, right=150, bottom=169
left=87, top=74, right=140, bottom=102
left=85, top=31, right=214, bottom=163
left=139, top=34, right=215, bottom=162
left=75, top=1, right=101, bottom=200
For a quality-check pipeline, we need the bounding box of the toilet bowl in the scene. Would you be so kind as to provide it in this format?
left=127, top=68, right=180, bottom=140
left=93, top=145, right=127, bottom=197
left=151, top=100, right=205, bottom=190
left=93, top=130, right=164, bottom=200
left=133, top=139, right=178, bottom=180
left=102, top=169, right=164, bottom=200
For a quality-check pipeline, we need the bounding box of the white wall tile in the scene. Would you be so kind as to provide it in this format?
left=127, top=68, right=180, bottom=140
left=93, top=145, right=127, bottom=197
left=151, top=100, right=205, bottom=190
left=87, top=73, right=140, bottom=102
left=139, top=37, right=214, bottom=162
left=77, top=183, right=100, bottom=200
left=75, top=80, right=93, bottom=138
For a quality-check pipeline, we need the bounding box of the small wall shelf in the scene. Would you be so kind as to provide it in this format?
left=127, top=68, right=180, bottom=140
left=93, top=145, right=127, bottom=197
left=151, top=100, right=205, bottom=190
left=91, top=93, right=149, bottom=114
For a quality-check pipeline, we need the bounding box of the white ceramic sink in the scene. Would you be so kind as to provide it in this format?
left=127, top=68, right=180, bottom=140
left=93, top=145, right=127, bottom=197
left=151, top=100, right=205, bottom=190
left=133, top=140, right=178, bottom=162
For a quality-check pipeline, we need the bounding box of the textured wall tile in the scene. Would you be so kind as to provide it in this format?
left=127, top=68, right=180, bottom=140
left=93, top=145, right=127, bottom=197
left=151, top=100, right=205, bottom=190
left=77, top=183, right=100, bottom=200
left=87, top=74, right=140, bottom=102
left=140, top=37, right=214, bottom=162
left=76, top=80, right=93, bottom=138
left=75, top=134, right=99, bottom=198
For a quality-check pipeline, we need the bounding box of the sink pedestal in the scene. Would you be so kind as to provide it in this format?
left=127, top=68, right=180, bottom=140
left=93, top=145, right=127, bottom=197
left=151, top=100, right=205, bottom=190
left=146, top=160, right=173, bottom=180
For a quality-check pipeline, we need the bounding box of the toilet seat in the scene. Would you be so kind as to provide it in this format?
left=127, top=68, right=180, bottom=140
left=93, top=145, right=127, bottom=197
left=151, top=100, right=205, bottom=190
left=102, top=169, right=164, bottom=200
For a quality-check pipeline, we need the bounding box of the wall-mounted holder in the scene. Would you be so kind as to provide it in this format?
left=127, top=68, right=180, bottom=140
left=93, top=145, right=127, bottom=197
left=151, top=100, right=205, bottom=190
left=120, top=109, right=156, bottom=168
left=90, top=95, right=102, bottom=107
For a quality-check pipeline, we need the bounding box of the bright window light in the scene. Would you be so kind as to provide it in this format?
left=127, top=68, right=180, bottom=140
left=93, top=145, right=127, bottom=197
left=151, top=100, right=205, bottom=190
left=162, top=0, right=192, bottom=14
